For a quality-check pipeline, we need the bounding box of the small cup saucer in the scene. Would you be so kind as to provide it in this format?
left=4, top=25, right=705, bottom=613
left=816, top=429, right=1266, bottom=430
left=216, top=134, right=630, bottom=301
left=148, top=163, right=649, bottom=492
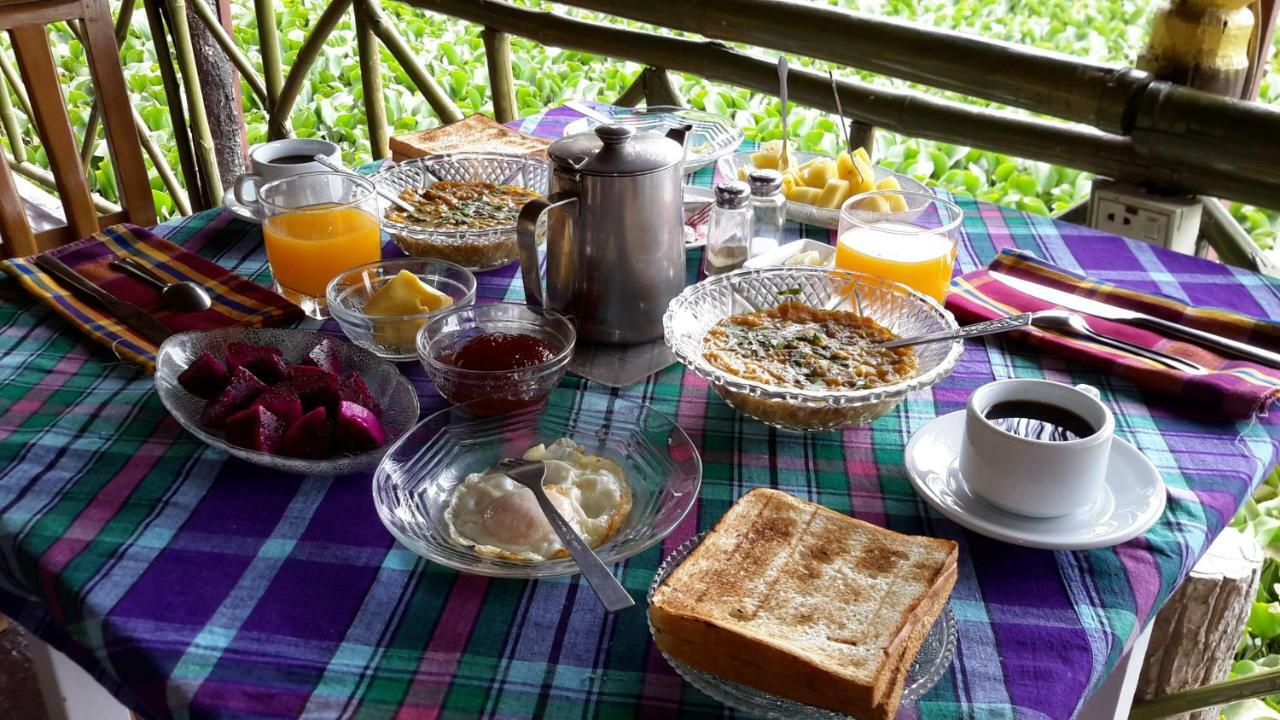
left=223, top=192, right=262, bottom=224
left=904, top=411, right=1166, bottom=550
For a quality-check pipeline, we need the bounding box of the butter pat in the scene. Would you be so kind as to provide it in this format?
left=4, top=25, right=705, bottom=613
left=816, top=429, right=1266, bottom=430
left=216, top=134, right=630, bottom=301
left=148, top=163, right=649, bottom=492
left=365, top=270, right=452, bottom=316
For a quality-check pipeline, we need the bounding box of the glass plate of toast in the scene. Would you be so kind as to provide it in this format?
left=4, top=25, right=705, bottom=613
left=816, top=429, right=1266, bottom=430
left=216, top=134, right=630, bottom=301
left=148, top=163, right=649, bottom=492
left=646, top=532, right=958, bottom=718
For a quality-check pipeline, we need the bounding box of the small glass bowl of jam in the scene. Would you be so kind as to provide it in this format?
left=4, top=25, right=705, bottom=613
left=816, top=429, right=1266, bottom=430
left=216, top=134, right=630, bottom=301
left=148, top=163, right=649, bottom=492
left=417, top=302, right=576, bottom=415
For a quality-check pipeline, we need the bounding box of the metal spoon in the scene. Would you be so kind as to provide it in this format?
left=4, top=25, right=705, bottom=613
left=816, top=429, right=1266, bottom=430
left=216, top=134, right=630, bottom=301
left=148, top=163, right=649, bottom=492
left=497, top=458, right=635, bottom=613
left=110, top=257, right=212, bottom=312
left=828, top=70, right=855, bottom=156
left=881, top=309, right=1208, bottom=374
left=311, top=154, right=415, bottom=212
left=777, top=56, right=790, bottom=172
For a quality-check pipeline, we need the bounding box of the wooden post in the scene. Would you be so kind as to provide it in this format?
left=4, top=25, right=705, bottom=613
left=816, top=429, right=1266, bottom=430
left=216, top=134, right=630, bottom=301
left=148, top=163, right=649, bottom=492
left=1136, top=527, right=1263, bottom=719
left=614, top=72, right=645, bottom=106
left=482, top=27, right=517, bottom=122
left=184, top=0, right=269, bottom=108
left=353, top=0, right=388, bottom=159
left=182, top=0, right=245, bottom=197
left=164, top=0, right=223, bottom=205
left=851, top=120, right=875, bottom=155
left=641, top=66, right=683, bottom=107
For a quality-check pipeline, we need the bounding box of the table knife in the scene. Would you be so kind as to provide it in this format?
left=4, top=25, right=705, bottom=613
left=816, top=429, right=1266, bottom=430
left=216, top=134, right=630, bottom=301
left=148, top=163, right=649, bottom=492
left=35, top=254, right=173, bottom=346
left=989, top=270, right=1280, bottom=368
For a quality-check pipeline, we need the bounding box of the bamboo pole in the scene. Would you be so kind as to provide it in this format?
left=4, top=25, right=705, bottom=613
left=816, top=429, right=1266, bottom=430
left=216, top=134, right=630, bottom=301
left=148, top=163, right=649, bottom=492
left=143, top=0, right=202, bottom=208
left=131, top=104, right=191, bottom=215
left=481, top=27, right=516, bottom=122
left=353, top=0, right=388, bottom=159
left=409, top=0, right=1280, bottom=209
left=268, top=0, right=352, bottom=140
left=1200, top=197, right=1273, bottom=274
left=0, top=50, right=34, bottom=120
left=163, top=0, right=222, bottom=205
left=361, top=0, right=463, bottom=124
left=0, top=58, right=26, bottom=164
left=77, top=0, right=135, bottom=167
left=641, top=66, right=682, bottom=107
left=254, top=0, right=283, bottom=107
left=6, top=154, right=120, bottom=214
left=185, top=0, right=270, bottom=109
left=1130, top=669, right=1280, bottom=720
left=614, top=72, right=645, bottom=107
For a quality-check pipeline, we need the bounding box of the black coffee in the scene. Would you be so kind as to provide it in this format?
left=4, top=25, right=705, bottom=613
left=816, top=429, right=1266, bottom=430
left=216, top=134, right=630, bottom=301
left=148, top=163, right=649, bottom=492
left=268, top=155, right=315, bottom=165
left=984, top=400, right=1096, bottom=442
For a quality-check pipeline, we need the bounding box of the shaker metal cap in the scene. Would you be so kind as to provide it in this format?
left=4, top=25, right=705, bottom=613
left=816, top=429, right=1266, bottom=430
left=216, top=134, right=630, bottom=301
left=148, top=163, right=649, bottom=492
left=714, top=180, right=751, bottom=209
left=748, top=168, right=783, bottom=196
left=547, top=124, right=684, bottom=177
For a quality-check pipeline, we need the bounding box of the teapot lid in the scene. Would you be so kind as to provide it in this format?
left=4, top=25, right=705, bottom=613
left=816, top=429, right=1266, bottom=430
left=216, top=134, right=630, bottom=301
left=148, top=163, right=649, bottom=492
left=548, top=124, right=683, bottom=177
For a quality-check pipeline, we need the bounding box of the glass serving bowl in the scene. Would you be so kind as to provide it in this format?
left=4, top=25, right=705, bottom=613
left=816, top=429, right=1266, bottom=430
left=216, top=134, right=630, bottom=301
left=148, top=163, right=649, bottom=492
left=372, top=152, right=550, bottom=271
left=372, top=387, right=703, bottom=578
left=562, top=105, right=745, bottom=173
left=154, top=327, right=420, bottom=476
left=326, top=257, right=477, bottom=361
left=647, top=533, right=957, bottom=718
left=664, top=267, right=963, bottom=431
left=417, top=302, right=575, bottom=415
left=718, top=150, right=931, bottom=229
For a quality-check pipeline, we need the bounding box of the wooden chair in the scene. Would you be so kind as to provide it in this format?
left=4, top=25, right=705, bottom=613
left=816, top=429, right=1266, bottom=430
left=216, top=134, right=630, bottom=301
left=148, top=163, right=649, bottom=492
left=0, top=0, right=155, bottom=258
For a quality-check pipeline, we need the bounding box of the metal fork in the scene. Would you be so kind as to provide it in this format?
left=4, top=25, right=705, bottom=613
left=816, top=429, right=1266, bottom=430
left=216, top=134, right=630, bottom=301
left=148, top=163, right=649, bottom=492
left=496, top=458, right=635, bottom=612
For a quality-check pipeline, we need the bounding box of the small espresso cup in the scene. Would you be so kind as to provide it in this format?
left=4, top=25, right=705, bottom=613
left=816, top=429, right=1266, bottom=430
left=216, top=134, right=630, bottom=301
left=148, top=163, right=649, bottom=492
left=957, top=379, right=1114, bottom=518
left=233, top=138, right=341, bottom=207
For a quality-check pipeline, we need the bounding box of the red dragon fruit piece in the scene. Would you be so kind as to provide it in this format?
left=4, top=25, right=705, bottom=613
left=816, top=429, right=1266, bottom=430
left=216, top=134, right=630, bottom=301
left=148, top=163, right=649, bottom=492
left=279, top=406, right=333, bottom=459
left=302, top=337, right=343, bottom=375
left=253, top=384, right=303, bottom=427
left=337, top=371, right=380, bottom=415
left=177, top=350, right=229, bottom=399
left=200, top=366, right=267, bottom=429
left=286, top=364, right=341, bottom=410
left=332, top=400, right=386, bottom=454
left=224, top=405, right=286, bottom=454
left=226, top=341, right=287, bottom=383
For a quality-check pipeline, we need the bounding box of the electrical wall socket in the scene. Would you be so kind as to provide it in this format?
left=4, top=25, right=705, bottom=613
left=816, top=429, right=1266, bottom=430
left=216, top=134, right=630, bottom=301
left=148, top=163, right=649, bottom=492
left=1087, top=180, right=1203, bottom=255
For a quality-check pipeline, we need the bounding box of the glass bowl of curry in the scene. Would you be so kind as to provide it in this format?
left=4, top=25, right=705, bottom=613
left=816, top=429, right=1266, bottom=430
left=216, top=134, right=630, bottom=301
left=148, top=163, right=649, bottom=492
left=374, top=152, right=550, bottom=271
left=664, top=267, right=963, bottom=431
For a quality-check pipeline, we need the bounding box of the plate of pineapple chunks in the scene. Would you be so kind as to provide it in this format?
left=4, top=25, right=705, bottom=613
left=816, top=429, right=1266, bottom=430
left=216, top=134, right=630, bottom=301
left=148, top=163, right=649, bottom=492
left=719, top=142, right=931, bottom=229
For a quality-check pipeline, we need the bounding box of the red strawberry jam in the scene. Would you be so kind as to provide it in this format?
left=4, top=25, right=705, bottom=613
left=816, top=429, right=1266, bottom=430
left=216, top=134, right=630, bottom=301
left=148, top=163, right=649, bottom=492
left=440, top=332, right=557, bottom=371
left=435, top=332, right=562, bottom=415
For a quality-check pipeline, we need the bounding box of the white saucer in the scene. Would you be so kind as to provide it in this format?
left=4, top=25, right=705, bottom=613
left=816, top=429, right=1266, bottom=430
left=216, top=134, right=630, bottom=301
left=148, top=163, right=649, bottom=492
left=904, top=411, right=1166, bottom=550
left=223, top=192, right=262, bottom=224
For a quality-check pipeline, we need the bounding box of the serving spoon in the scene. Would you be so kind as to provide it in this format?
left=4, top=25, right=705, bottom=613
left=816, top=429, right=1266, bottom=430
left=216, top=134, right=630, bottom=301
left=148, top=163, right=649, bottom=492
left=110, top=257, right=212, bottom=312
left=311, top=154, right=415, bottom=211
left=777, top=56, right=790, bottom=172
left=497, top=458, right=635, bottom=613
left=880, top=309, right=1208, bottom=374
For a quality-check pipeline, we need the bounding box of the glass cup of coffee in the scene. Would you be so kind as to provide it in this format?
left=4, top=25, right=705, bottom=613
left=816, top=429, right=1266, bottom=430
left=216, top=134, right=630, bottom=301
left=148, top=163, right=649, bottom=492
left=957, top=379, right=1114, bottom=518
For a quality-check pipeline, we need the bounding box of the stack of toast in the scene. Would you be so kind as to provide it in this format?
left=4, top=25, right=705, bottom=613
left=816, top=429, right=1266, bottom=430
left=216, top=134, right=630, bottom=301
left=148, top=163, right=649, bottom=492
left=389, top=113, right=550, bottom=161
left=650, top=488, right=958, bottom=720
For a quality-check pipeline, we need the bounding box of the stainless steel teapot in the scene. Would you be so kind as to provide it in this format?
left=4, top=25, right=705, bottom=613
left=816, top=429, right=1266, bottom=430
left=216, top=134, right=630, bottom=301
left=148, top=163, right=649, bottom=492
left=515, top=123, right=690, bottom=345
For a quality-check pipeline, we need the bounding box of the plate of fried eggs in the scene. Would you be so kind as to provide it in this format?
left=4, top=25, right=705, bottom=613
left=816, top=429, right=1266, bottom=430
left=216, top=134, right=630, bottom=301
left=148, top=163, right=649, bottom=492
left=372, top=389, right=702, bottom=578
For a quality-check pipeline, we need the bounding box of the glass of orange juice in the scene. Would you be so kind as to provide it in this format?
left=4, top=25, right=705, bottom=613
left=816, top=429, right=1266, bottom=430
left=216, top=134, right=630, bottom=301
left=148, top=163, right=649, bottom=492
left=258, top=172, right=382, bottom=319
left=835, top=190, right=964, bottom=304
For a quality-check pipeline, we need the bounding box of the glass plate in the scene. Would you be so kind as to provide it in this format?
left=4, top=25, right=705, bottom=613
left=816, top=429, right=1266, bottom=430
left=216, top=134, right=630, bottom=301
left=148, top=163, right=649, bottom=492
left=154, top=327, right=419, bottom=477
left=563, top=106, right=745, bottom=173
left=647, top=533, right=957, bottom=719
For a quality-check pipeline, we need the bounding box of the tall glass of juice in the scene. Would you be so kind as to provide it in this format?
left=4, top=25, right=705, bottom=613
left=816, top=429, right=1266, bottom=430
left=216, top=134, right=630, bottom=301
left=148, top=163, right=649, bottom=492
left=836, top=190, right=964, bottom=303
left=259, top=172, right=382, bottom=319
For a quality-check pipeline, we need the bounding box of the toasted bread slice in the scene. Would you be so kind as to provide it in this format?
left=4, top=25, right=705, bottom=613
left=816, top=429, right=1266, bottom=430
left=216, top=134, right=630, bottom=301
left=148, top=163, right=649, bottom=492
left=389, top=113, right=550, bottom=161
left=650, top=488, right=958, bottom=720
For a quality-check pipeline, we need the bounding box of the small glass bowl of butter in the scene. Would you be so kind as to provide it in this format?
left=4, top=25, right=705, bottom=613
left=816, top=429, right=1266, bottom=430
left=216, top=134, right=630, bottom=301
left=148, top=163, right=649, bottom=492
left=327, top=257, right=477, bottom=361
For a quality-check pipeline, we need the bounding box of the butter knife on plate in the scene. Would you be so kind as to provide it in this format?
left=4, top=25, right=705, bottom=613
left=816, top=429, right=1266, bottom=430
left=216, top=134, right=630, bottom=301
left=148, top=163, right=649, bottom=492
left=35, top=254, right=173, bottom=346
left=989, top=270, right=1280, bottom=368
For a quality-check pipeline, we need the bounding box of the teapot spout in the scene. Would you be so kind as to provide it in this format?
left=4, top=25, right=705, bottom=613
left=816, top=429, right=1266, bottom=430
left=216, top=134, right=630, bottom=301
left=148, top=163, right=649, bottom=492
left=664, top=123, right=694, bottom=148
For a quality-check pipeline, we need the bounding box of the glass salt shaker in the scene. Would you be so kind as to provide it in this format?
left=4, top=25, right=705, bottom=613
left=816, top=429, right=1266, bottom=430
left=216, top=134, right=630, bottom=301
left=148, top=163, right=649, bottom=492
left=748, top=168, right=786, bottom=258
left=705, top=180, right=752, bottom=276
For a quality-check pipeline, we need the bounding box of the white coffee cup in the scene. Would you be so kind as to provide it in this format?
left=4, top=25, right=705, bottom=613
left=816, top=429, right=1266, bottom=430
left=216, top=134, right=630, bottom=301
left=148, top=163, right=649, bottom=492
left=957, top=379, right=1114, bottom=518
left=233, top=138, right=342, bottom=207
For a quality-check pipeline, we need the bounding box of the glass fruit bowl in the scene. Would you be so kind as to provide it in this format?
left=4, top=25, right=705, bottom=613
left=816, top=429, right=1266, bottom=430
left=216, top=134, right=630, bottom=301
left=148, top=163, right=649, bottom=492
left=154, top=327, right=420, bottom=476
left=371, top=387, right=702, bottom=578
left=326, top=257, right=477, bottom=361
left=663, top=267, right=963, bottom=431
left=718, top=150, right=931, bottom=229
left=372, top=152, right=550, bottom=270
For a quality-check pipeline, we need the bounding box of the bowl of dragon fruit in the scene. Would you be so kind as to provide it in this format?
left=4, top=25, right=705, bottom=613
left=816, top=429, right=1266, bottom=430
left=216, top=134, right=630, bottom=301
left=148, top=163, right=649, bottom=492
left=155, top=328, right=420, bottom=476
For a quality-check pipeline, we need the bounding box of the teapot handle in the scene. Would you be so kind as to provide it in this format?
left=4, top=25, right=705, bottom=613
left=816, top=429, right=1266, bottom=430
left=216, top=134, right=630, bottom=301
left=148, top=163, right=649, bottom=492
left=516, top=192, right=578, bottom=308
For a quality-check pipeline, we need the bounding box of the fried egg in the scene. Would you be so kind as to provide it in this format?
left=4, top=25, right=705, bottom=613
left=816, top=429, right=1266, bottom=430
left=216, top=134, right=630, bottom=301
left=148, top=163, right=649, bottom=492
left=443, top=438, right=632, bottom=561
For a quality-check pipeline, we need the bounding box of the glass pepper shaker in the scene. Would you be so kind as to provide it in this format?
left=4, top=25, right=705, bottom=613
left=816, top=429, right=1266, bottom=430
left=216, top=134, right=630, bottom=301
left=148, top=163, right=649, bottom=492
left=747, top=168, right=786, bottom=259
left=705, top=180, right=752, bottom=276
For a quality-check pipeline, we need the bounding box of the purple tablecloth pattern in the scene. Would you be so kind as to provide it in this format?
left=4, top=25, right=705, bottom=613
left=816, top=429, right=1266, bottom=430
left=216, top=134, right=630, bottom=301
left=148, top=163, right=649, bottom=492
left=1, top=104, right=1279, bottom=719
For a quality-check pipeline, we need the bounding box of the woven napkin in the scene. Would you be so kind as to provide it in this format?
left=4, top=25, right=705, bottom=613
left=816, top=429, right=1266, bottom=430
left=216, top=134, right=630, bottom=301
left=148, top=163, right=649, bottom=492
left=1, top=223, right=302, bottom=371
left=948, top=249, right=1280, bottom=420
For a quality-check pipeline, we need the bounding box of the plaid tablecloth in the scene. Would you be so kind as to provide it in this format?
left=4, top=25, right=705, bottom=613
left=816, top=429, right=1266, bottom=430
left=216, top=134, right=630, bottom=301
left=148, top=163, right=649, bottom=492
left=2, top=104, right=1280, bottom=720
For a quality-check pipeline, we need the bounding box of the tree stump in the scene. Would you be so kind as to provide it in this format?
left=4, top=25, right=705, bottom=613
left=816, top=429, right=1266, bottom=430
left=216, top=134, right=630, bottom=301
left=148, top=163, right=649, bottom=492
left=1137, top=527, right=1263, bottom=720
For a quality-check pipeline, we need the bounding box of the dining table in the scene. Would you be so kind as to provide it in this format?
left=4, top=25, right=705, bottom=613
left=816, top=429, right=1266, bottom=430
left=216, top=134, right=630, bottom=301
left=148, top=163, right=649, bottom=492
left=2, top=102, right=1280, bottom=720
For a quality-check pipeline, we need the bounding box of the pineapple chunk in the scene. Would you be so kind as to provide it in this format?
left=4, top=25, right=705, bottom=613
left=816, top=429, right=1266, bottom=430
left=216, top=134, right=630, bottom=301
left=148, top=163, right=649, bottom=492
left=801, top=159, right=837, bottom=188
left=851, top=156, right=876, bottom=194
left=798, top=157, right=830, bottom=172
left=852, top=195, right=892, bottom=214
left=750, top=151, right=778, bottom=170
left=875, top=176, right=902, bottom=192
left=785, top=186, right=823, bottom=205
left=852, top=146, right=872, bottom=167
left=817, top=179, right=851, bottom=209
left=886, top=192, right=909, bottom=213
left=781, top=172, right=799, bottom=193
left=737, top=167, right=749, bottom=181
left=760, top=140, right=783, bottom=156
left=836, top=152, right=862, bottom=183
